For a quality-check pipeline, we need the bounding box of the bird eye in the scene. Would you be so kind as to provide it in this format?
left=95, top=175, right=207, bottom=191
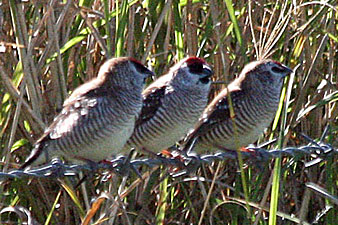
left=271, top=66, right=285, bottom=73
left=188, top=63, right=203, bottom=74
left=131, top=61, right=150, bottom=74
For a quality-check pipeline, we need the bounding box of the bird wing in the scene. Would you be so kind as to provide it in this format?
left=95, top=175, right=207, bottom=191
left=20, top=87, right=105, bottom=169
left=135, top=85, right=167, bottom=127
left=183, top=89, right=246, bottom=148
left=37, top=84, right=115, bottom=143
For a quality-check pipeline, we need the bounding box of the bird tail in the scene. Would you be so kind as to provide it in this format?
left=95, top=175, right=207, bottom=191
left=19, top=142, right=45, bottom=170
left=181, top=135, right=198, bottom=154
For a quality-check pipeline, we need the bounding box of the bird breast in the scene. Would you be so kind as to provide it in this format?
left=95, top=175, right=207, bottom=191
left=193, top=89, right=280, bottom=153
left=43, top=95, right=142, bottom=163
left=127, top=88, right=209, bottom=152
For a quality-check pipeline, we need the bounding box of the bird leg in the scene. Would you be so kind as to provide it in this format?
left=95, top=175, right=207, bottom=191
left=240, top=146, right=272, bottom=162
left=212, top=144, right=270, bottom=170
left=73, top=156, right=101, bottom=171
left=211, top=143, right=238, bottom=158
left=140, top=147, right=177, bottom=166
left=73, top=157, right=101, bottom=189
left=165, top=150, right=204, bottom=177
left=139, top=147, right=157, bottom=156
left=114, top=149, right=143, bottom=179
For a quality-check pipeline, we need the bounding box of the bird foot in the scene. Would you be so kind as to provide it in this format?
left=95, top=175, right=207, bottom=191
left=213, top=145, right=271, bottom=170
left=242, top=147, right=272, bottom=161
left=111, top=149, right=143, bottom=179
left=163, top=150, right=203, bottom=177
left=74, top=159, right=102, bottom=189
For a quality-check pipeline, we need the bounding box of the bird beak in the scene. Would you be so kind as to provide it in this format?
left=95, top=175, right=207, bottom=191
left=202, top=64, right=214, bottom=78
left=142, top=70, right=155, bottom=84
left=150, top=71, right=156, bottom=80
left=199, top=64, right=214, bottom=84
left=282, top=65, right=293, bottom=77
left=146, top=70, right=156, bottom=81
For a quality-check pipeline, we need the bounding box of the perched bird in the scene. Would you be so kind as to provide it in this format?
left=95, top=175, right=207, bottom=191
left=182, top=59, right=293, bottom=153
left=123, top=57, right=213, bottom=154
left=20, top=57, right=154, bottom=169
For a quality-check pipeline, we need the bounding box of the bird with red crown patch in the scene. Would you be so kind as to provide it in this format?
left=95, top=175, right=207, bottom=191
left=123, top=56, right=213, bottom=154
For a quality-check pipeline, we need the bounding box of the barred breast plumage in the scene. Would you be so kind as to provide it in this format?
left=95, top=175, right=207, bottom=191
left=21, top=57, right=154, bottom=169
left=183, top=59, right=293, bottom=153
left=123, top=57, right=213, bottom=153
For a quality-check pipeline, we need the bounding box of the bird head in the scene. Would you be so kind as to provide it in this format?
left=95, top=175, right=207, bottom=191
left=98, top=57, right=154, bottom=89
left=240, top=59, right=293, bottom=91
left=170, top=57, right=214, bottom=90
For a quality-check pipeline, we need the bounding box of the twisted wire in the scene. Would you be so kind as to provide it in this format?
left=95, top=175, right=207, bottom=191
left=1, top=130, right=336, bottom=179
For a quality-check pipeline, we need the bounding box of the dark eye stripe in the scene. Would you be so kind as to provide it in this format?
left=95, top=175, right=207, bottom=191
left=131, top=61, right=150, bottom=74
left=271, top=66, right=285, bottom=73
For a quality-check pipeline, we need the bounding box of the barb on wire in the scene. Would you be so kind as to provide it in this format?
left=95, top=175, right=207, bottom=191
left=0, top=131, right=336, bottom=179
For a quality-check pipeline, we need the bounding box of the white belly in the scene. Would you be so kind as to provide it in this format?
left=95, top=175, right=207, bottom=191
left=80, top=120, right=135, bottom=161
left=142, top=122, right=192, bottom=152
left=195, top=119, right=272, bottom=153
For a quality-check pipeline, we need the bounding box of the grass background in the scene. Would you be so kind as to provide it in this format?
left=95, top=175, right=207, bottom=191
left=0, top=0, right=337, bottom=224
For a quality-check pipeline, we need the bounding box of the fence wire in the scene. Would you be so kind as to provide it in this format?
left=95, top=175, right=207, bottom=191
left=1, top=129, right=336, bottom=179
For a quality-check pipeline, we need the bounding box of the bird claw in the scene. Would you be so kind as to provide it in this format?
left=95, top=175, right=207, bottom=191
left=113, top=149, right=143, bottom=179
left=36, top=158, right=68, bottom=178
left=244, top=147, right=272, bottom=161
left=170, top=152, right=203, bottom=177
left=184, top=154, right=204, bottom=174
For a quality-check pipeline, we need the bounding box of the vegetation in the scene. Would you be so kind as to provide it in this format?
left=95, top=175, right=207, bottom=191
left=0, top=0, right=337, bottom=224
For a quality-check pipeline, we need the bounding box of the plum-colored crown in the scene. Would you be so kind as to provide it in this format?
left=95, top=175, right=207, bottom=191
left=128, top=57, right=142, bottom=65
left=185, top=57, right=206, bottom=66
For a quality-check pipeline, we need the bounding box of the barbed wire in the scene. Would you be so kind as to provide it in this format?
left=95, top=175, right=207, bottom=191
left=0, top=129, right=336, bottom=180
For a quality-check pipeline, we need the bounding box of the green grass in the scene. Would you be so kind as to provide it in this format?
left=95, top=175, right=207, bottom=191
left=0, top=0, right=337, bottom=224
